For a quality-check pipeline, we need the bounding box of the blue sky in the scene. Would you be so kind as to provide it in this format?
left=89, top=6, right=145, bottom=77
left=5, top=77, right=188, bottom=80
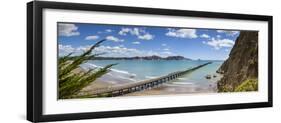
left=58, top=22, right=240, bottom=60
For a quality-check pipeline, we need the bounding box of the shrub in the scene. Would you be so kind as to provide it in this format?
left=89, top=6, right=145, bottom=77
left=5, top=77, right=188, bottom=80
left=58, top=39, right=116, bottom=99
left=234, top=79, right=258, bottom=92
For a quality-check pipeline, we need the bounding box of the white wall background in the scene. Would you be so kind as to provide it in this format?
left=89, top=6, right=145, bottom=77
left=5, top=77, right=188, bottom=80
left=0, top=0, right=279, bottom=122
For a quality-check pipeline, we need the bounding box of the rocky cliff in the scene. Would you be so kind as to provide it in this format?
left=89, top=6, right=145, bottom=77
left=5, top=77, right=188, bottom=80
left=217, top=31, right=258, bottom=92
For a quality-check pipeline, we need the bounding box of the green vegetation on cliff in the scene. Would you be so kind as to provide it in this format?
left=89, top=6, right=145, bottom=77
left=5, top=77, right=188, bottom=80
left=235, top=79, right=258, bottom=92
left=219, top=79, right=258, bottom=92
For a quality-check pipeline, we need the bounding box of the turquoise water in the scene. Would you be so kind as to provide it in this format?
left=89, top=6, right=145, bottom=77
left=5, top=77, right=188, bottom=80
left=81, top=60, right=223, bottom=87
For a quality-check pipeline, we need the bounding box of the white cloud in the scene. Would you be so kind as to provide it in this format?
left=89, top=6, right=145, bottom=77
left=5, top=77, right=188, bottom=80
left=166, top=28, right=197, bottom=39
left=58, top=23, right=80, bottom=37
left=59, top=44, right=75, bottom=52
left=105, top=29, right=113, bottom=32
left=225, top=49, right=230, bottom=52
left=137, top=33, right=154, bottom=40
left=118, top=27, right=154, bottom=40
left=58, top=44, right=76, bottom=56
left=93, top=45, right=159, bottom=57
left=162, top=51, right=173, bottom=55
left=203, top=38, right=235, bottom=50
left=161, top=44, right=167, bottom=46
left=163, top=48, right=170, bottom=51
left=98, top=29, right=114, bottom=34
left=85, top=35, right=99, bottom=40
left=132, top=41, right=141, bottom=44
left=96, top=46, right=142, bottom=57
left=118, top=28, right=131, bottom=35
left=216, top=35, right=221, bottom=38
left=217, top=30, right=239, bottom=36
left=59, top=44, right=176, bottom=57
left=106, top=36, right=124, bottom=42
left=200, top=34, right=210, bottom=38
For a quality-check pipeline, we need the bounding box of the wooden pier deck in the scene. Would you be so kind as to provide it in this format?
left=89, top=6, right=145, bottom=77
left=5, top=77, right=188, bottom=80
left=84, top=62, right=212, bottom=97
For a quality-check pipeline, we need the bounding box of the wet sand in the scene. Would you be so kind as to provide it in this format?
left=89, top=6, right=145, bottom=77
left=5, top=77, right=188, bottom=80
left=77, top=67, right=133, bottom=95
left=124, top=72, right=221, bottom=96
left=76, top=66, right=222, bottom=97
left=124, top=79, right=218, bottom=96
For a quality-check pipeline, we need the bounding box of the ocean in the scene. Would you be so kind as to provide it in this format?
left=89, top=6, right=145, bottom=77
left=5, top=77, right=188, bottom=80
left=80, top=60, right=223, bottom=94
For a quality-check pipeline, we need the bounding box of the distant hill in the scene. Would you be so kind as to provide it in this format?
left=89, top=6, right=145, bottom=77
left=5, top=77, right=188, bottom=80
left=92, top=55, right=191, bottom=60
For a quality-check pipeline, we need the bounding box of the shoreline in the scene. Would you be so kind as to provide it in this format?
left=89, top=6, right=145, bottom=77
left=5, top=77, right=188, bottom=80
left=124, top=73, right=221, bottom=97
left=76, top=66, right=222, bottom=97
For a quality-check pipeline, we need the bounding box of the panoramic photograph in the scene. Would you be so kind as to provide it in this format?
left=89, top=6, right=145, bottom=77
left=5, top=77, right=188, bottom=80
left=58, top=22, right=258, bottom=99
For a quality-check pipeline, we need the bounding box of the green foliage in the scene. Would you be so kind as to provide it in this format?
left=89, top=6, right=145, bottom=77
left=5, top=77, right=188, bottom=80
left=58, top=39, right=116, bottom=99
left=235, top=79, right=258, bottom=92
left=218, top=85, right=233, bottom=92
left=218, top=78, right=258, bottom=92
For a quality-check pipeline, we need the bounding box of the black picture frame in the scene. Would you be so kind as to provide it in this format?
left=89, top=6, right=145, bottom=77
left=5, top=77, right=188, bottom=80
left=27, top=1, right=273, bottom=122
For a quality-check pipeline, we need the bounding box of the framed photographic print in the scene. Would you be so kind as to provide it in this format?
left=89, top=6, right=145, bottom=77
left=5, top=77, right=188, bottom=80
left=27, top=1, right=273, bottom=122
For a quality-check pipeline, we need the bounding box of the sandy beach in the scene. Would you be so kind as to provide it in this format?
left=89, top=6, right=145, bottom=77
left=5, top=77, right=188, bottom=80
left=77, top=67, right=133, bottom=95
left=76, top=66, right=222, bottom=97
left=124, top=74, right=220, bottom=96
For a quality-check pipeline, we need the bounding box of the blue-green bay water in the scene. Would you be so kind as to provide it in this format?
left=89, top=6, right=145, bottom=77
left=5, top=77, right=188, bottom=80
left=81, top=60, right=223, bottom=93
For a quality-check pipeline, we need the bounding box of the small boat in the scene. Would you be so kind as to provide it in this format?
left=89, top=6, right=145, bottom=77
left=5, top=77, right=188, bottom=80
left=205, top=75, right=211, bottom=79
left=213, top=75, right=217, bottom=78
